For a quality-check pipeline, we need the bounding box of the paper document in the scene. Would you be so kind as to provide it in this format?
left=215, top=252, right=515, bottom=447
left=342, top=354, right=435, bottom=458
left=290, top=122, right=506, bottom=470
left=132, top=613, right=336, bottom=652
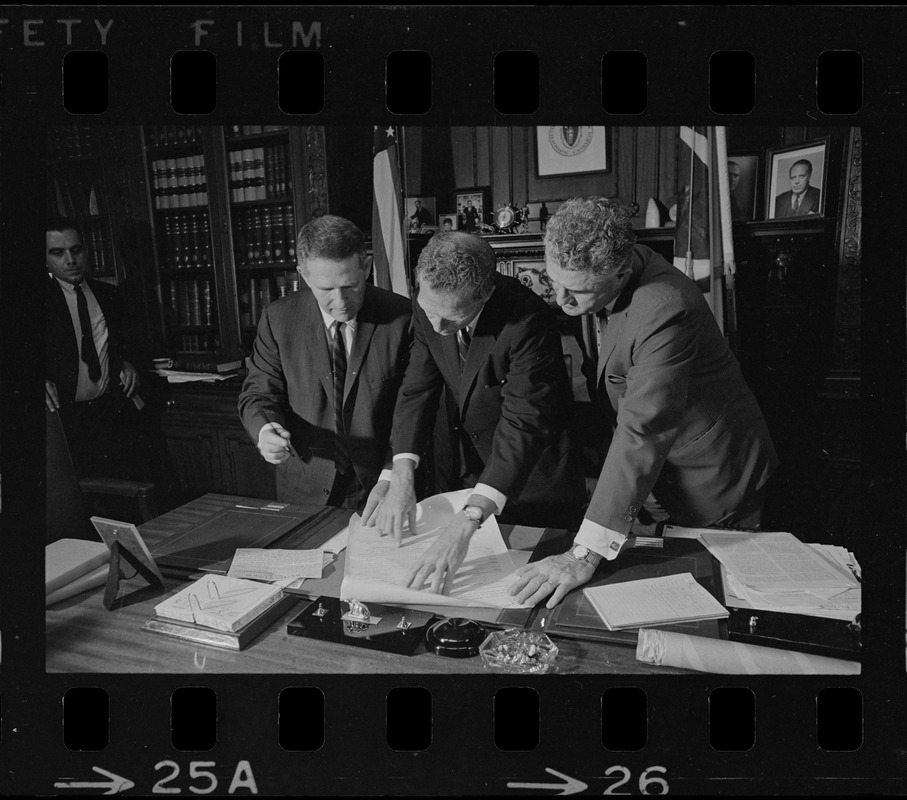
left=340, top=490, right=532, bottom=609
left=699, top=531, right=857, bottom=592
left=154, top=574, right=283, bottom=632
left=227, top=548, right=328, bottom=581
left=583, top=572, right=728, bottom=631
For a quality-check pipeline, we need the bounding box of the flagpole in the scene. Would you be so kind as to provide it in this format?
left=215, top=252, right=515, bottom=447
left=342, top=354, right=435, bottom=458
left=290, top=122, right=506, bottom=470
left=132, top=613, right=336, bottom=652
left=399, top=125, right=411, bottom=287
left=685, top=128, right=695, bottom=281
left=714, top=126, right=738, bottom=353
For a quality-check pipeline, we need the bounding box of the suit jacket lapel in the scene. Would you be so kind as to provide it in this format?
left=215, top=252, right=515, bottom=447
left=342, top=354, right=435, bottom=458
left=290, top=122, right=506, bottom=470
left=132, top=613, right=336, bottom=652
left=459, top=285, right=503, bottom=410
left=596, top=253, right=645, bottom=386
left=345, top=316, right=375, bottom=403
left=302, top=294, right=334, bottom=407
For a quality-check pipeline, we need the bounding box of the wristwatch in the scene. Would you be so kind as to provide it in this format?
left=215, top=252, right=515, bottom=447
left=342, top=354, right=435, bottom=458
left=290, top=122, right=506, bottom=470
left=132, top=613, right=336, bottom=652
left=462, top=505, right=485, bottom=525
left=568, top=543, right=602, bottom=569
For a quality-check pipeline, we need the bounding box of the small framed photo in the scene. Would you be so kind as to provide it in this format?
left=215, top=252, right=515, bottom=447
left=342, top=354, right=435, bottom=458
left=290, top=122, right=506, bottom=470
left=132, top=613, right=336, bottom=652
left=438, top=213, right=458, bottom=232
left=535, top=126, right=610, bottom=178
left=454, top=187, right=490, bottom=233
left=405, top=196, right=436, bottom=232
left=726, top=154, right=759, bottom=221
left=765, top=138, right=829, bottom=220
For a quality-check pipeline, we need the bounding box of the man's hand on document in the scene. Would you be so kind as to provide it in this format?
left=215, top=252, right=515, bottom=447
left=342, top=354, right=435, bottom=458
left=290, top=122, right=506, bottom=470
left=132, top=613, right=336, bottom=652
left=508, top=554, right=595, bottom=609
left=403, top=513, right=476, bottom=594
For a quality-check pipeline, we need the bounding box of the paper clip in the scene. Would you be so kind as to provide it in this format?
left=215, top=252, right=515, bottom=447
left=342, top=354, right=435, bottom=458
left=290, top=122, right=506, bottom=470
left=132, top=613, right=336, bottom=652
left=206, top=580, right=221, bottom=600
left=188, top=593, right=202, bottom=624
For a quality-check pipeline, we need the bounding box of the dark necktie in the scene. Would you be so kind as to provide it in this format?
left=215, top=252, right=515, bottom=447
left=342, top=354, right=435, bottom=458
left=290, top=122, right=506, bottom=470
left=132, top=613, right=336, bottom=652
left=75, top=283, right=102, bottom=382
left=331, top=321, right=351, bottom=475
left=457, top=327, right=471, bottom=373
left=793, top=194, right=801, bottom=213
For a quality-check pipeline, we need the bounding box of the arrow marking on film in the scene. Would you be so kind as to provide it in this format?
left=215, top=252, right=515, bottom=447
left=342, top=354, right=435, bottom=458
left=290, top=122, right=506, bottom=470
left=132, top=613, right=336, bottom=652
left=507, top=767, right=588, bottom=795
left=54, top=766, right=134, bottom=794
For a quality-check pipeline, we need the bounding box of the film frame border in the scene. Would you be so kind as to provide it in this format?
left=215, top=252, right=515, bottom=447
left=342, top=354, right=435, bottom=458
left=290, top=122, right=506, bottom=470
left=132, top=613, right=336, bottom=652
left=0, top=4, right=903, bottom=796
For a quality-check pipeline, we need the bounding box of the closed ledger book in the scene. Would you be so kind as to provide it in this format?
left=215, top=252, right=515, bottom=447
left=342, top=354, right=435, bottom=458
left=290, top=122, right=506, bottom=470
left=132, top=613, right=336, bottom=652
left=582, top=572, right=729, bottom=631
left=143, top=574, right=296, bottom=650
left=46, top=538, right=110, bottom=596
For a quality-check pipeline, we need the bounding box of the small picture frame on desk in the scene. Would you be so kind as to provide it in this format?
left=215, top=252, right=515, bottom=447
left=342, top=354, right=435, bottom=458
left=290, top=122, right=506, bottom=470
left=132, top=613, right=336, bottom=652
left=405, top=196, right=436, bottom=233
left=765, top=138, right=830, bottom=221
left=438, top=213, right=458, bottom=232
left=454, top=187, right=490, bottom=233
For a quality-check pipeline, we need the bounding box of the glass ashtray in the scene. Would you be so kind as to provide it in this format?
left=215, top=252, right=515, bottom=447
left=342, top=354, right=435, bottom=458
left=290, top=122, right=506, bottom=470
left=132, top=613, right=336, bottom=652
left=478, top=628, right=559, bottom=674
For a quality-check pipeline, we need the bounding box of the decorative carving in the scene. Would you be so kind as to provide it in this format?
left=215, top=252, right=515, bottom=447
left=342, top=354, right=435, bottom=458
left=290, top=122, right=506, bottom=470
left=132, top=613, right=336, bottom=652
left=304, top=126, right=328, bottom=218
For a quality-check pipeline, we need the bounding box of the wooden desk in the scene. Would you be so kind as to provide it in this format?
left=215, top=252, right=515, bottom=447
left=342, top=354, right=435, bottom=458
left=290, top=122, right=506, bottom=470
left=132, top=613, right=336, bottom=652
left=46, top=493, right=691, bottom=675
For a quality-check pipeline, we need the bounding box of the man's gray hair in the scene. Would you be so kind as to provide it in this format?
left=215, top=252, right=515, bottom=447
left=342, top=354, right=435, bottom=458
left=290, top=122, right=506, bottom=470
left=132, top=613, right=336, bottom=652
left=544, top=197, right=637, bottom=277
left=416, top=231, right=496, bottom=301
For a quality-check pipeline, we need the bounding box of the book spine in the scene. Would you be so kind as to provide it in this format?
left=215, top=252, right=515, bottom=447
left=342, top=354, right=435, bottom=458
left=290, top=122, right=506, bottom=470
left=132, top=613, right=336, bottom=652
left=253, top=147, right=266, bottom=201
left=241, top=148, right=254, bottom=202
left=229, top=150, right=242, bottom=203
left=199, top=214, right=211, bottom=267
left=249, top=277, right=259, bottom=326
left=271, top=206, right=283, bottom=262
left=261, top=207, right=273, bottom=263
left=284, top=206, right=296, bottom=262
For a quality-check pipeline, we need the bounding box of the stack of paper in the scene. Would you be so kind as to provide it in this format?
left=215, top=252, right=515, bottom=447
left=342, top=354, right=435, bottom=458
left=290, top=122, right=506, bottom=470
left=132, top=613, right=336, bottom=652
left=340, top=489, right=531, bottom=609
left=582, top=572, right=729, bottom=631
left=46, top=539, right=111, bottom=606
left=696, top=530, right=861, bottom=621
left=153, top=574, right=284, bottom=632
left=144, top=574, right=296, bottom=651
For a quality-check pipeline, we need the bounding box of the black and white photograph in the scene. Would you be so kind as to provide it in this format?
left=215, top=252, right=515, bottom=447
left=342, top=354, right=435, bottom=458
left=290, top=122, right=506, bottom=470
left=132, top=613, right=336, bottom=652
left=765, top=138, right=829, bottom=220
left=1, top=5, right=901, bottom=798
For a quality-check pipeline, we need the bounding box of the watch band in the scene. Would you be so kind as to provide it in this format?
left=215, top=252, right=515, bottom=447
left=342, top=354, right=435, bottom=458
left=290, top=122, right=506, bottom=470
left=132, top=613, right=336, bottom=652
left=569, top=543, right=602, bottom=569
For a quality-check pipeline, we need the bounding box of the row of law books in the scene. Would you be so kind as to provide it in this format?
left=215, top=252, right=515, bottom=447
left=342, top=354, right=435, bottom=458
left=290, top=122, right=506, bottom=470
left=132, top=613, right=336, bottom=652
left=146, top=125, right=205, bottom=148
left=227, top=144, right=292, bottom=203
left=174, top=333, right=218, bottom=353
left=239, top=273, right=303, bottom=328
left=150, top=156, right=209, bottom=209
left=225, top=125, right=289, bottom=139
left=49, top=125, right=98, bottom=159
left=233, top=204, right=297, bottom=266
left=166, top=279, right=217, bottom=328
left=82, top=222, right=117, bottom=278
left=158, top=212, right=212, bottom=270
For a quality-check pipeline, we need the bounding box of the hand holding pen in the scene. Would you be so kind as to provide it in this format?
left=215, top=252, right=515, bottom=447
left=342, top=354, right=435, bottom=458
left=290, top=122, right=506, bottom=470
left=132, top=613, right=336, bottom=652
left=256, top=420, right=298, bottom=464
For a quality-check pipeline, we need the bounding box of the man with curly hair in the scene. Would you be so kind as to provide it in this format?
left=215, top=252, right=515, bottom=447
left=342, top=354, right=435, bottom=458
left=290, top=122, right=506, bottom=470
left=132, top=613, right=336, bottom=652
left=508, top=196, right=778, bottom=608
left=363, top=231, right=585, bottom=595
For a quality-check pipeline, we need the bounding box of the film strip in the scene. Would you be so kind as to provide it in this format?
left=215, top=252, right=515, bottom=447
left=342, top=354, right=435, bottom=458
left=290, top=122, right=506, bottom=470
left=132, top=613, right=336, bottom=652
left=0, top=5, right=904, bottom=796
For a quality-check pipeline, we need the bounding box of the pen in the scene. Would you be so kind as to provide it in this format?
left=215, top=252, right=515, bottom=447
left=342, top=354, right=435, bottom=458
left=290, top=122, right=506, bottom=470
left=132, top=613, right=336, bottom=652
left=264, top=413, right=297, bottom=459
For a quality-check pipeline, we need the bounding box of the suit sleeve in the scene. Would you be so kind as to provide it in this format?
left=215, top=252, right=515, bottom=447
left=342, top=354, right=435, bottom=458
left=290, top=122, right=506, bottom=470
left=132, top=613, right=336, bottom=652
left=478, top=305, right=569, bottom=499
left=390, top=310, right=444, bottom=455
left=238, top=305, right=288, bottom=442
left=585, top=298, right=700, bottom=533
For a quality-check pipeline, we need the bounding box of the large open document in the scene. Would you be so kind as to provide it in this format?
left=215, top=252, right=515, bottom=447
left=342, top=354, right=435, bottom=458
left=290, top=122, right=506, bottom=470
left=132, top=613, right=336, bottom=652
left=340, top=490, right=533, bottom=609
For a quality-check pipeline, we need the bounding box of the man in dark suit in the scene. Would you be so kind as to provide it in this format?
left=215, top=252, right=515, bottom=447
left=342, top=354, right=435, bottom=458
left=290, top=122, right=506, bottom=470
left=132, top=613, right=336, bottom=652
left=238, top=215, right=412, bottom=508
left=364, top=231, right=585, bottom=594
left=727, top=160, right=746, bottom=221
left=409, top=199, right=432, bottom=231
left=45, top=220, right=142, bottom=480
left=508, top=197, right=778, bottom=609
left=774, top=159, right=822, bottom=218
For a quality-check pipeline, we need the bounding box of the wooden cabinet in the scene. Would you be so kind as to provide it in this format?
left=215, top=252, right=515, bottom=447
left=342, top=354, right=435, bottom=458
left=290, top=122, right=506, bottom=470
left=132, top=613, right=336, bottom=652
left=160, top=382, right=277, bottom=500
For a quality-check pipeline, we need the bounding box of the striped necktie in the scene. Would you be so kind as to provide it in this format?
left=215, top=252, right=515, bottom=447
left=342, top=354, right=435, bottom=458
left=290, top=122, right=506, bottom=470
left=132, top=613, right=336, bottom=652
left=457, top=327, right=471, bottom=373
left=331, top=321, right=351, bottom=475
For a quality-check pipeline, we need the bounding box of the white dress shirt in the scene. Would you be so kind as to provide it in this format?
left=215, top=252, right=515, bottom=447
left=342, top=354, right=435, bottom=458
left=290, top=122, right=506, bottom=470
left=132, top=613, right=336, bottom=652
left=56, top=277, right=109, bottom=402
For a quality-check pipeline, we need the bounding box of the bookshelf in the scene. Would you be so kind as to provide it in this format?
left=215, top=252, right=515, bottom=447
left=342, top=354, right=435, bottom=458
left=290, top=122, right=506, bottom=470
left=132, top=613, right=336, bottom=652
left=140, top=125, right=325, bottom=368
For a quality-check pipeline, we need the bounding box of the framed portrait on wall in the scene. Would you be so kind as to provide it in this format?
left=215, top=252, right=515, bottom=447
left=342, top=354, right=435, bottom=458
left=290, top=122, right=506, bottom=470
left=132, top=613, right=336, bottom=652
left=726, top=154, right=759, bottom=221
left=454, top=187, right=490, bottom=233
left=535, top=126, right=610, bottom=178
left=765, top=138, right=829, bottom=220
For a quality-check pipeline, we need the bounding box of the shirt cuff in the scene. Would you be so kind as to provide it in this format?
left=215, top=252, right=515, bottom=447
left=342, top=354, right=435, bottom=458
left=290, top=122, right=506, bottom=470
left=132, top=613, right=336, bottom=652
left=393, top=452, right=421, bottom=468
left=258, top=421, right=282, bottom=441
left=378, top=468, right=393, bottom=483
left=574, top=518, right=627, bottom=561
left=471, top=483, right=507, bottom=515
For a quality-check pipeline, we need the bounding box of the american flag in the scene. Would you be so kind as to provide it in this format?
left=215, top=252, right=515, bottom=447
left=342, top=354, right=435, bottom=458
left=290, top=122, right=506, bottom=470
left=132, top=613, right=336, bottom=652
left=673, top=125, right=737, bottom=344
left=371, top=125, right=409, bottom=296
